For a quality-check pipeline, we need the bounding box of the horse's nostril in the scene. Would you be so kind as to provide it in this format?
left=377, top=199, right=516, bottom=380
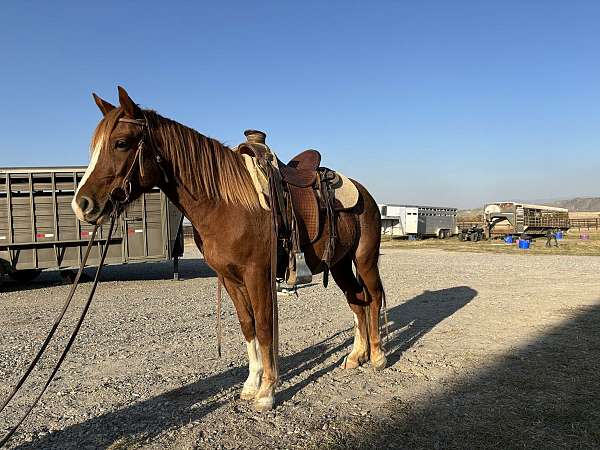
left=78, top=196, right=94, bottom=214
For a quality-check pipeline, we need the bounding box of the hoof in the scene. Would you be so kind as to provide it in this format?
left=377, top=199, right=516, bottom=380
left=341, top=354, right=367, bottom=369
left=253, top=396, right=274, bottom=412
left=371, top=354, right=387, bottom=371
left=240, top=387, right=257, bottom=400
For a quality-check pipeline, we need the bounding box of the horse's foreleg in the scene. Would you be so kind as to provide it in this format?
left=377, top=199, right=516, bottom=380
left=244, top=270, right=278, bottom=412
left=241, top=337, right=263, bottom=400
left=221, top=277, right=262, bottom=400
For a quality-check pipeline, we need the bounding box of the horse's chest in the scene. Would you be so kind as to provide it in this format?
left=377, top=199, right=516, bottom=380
left=200, top=239, right=252, bottom=279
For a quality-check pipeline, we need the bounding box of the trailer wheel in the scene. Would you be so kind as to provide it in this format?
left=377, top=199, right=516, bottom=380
left=8, top=269, right=42, bottom=283
left=458, top=232, right=464, bottom=241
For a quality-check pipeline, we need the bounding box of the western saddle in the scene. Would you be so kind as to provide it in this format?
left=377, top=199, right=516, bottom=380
left=237, top=130, right=337, bottom=287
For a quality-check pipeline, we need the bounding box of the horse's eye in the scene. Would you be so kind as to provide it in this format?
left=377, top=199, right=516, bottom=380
left=115, top=140, right=128, bottom=151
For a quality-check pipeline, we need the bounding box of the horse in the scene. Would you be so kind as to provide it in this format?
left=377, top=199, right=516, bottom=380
left=71, top=86, right=387, bottom=412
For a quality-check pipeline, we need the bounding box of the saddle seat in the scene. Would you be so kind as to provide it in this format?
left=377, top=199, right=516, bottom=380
left=279, top=150, right=322, bottom=187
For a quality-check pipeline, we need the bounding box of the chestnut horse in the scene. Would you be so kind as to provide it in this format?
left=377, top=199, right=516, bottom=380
left=72, top=86, right=386, bottom=411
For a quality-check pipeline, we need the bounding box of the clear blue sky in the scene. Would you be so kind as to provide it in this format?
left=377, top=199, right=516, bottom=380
left=1, top=1, right=599, bottom=208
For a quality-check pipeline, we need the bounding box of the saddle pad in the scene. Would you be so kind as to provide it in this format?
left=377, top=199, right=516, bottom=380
left=241, top=155, right=360, bottom=212
left=331, top=172, right=360, bottom=210
left=241, top=153, right=270, bottom=210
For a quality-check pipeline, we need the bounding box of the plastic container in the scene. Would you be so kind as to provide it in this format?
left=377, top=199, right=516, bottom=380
left=518, top=239, right=530, bottom=249
left=504, top=235, right=514, bottom=244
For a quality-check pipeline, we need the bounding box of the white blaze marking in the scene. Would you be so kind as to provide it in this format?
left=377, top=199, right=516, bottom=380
left=243, top=338, right=263, bottom=392
left=71, top=138, right=103, bottom=221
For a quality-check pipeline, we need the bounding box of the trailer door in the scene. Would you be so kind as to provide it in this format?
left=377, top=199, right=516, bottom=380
left=405, top=207, right=418, bottom=234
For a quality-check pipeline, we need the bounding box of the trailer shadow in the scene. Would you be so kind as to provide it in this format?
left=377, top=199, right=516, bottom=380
left=8, top=286, right=476, bottom=449
left=0, top=258, right=216, bottom=293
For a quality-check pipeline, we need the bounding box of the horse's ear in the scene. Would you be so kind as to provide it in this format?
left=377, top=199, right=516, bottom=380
left=117, top=86, right=142, bottom=118
left=92, top=93, right=116, bottom=116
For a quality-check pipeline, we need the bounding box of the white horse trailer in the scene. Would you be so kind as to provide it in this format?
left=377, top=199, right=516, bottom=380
left=379, top=205, right=418, bottom=236
left=380, top=204, right=457, bottom=239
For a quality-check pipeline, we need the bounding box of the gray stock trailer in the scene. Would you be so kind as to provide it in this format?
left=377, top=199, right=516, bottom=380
left=0, top=167, right=184, bottom=283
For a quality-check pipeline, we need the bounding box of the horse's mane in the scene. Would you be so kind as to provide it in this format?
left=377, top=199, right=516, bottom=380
left=92, top=108, right=259, bottom=210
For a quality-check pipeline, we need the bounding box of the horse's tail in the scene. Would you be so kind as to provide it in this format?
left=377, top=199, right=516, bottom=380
left=381, top=277, right=389, bottom=346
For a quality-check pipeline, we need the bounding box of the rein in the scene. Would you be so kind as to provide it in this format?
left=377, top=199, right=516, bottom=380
left=0, top=214, right=118, bottom=447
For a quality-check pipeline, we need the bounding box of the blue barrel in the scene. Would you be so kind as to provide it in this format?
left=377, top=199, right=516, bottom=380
left=504, top=235, right=514, bottom=244
left=518, top=239, right=530, bottom=249
left=556, top=231, right=563, bottom=240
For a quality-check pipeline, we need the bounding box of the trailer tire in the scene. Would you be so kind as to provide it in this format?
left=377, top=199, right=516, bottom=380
left=8, top=269, right=42, bottom=283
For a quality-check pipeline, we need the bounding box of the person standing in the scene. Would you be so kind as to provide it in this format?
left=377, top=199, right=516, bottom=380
left=545, top=229, right=558, bottom=247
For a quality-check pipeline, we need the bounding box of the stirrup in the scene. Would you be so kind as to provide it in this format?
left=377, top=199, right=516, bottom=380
left=286, top=252, right=313, bottom=286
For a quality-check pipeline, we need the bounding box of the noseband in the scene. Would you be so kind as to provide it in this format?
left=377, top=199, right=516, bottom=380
left=110, top=114, right=169, bottom=206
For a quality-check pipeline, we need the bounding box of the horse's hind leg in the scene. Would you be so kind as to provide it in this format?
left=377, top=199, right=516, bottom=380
left=221, top=277, right=263, bottom=400
left=331, top=256, right=370, bottom=369
left=351, top=220, right=387, bottom=370
left=355, top=259, right=387, bottom=370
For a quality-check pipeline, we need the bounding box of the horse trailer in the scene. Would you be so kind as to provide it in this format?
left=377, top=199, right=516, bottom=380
left=484, top=202, right=570, bottom=237
left=379, top=204, right=457, bottom=238
left=0, top=166, right=184, bottom=282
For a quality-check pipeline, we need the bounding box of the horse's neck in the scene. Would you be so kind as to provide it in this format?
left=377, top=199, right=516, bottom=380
left=152, top=122, right=229, bottom=239
left=161, top=180, right=224, bottom=240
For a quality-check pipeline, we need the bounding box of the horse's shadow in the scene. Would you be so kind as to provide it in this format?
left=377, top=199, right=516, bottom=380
left=9, top=286, right=477, bottom=449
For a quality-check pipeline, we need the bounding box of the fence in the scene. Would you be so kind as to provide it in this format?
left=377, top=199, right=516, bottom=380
left=569, top=218, right=600, bottom=230
left=459, top=218, right=599, bottom=232
left=183, top=219, right=600, bottom=239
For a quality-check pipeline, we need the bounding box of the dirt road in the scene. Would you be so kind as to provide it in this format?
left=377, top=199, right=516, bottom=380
left=1, top=247, right=599, bottom=449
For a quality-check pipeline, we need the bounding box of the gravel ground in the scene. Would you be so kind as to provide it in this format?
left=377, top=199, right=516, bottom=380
left=1, top=246, right=599, bottom=449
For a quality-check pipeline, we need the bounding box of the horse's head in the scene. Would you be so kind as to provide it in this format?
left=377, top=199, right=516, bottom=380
left=72, top=87, right=165, bottom=224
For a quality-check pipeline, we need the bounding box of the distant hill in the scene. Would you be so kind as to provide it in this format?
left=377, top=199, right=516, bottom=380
left=549, top=197, right=600, bottom=211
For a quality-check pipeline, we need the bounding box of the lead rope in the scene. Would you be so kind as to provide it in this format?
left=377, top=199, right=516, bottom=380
left=0, top=215, right=117, bottom=447
left=266, top=159, right=280, bottom=378
left=216, top=278, right=223, bottom=358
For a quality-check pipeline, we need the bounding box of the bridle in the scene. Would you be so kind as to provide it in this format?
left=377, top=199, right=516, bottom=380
left=109, top=114, right=169, bottom=207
